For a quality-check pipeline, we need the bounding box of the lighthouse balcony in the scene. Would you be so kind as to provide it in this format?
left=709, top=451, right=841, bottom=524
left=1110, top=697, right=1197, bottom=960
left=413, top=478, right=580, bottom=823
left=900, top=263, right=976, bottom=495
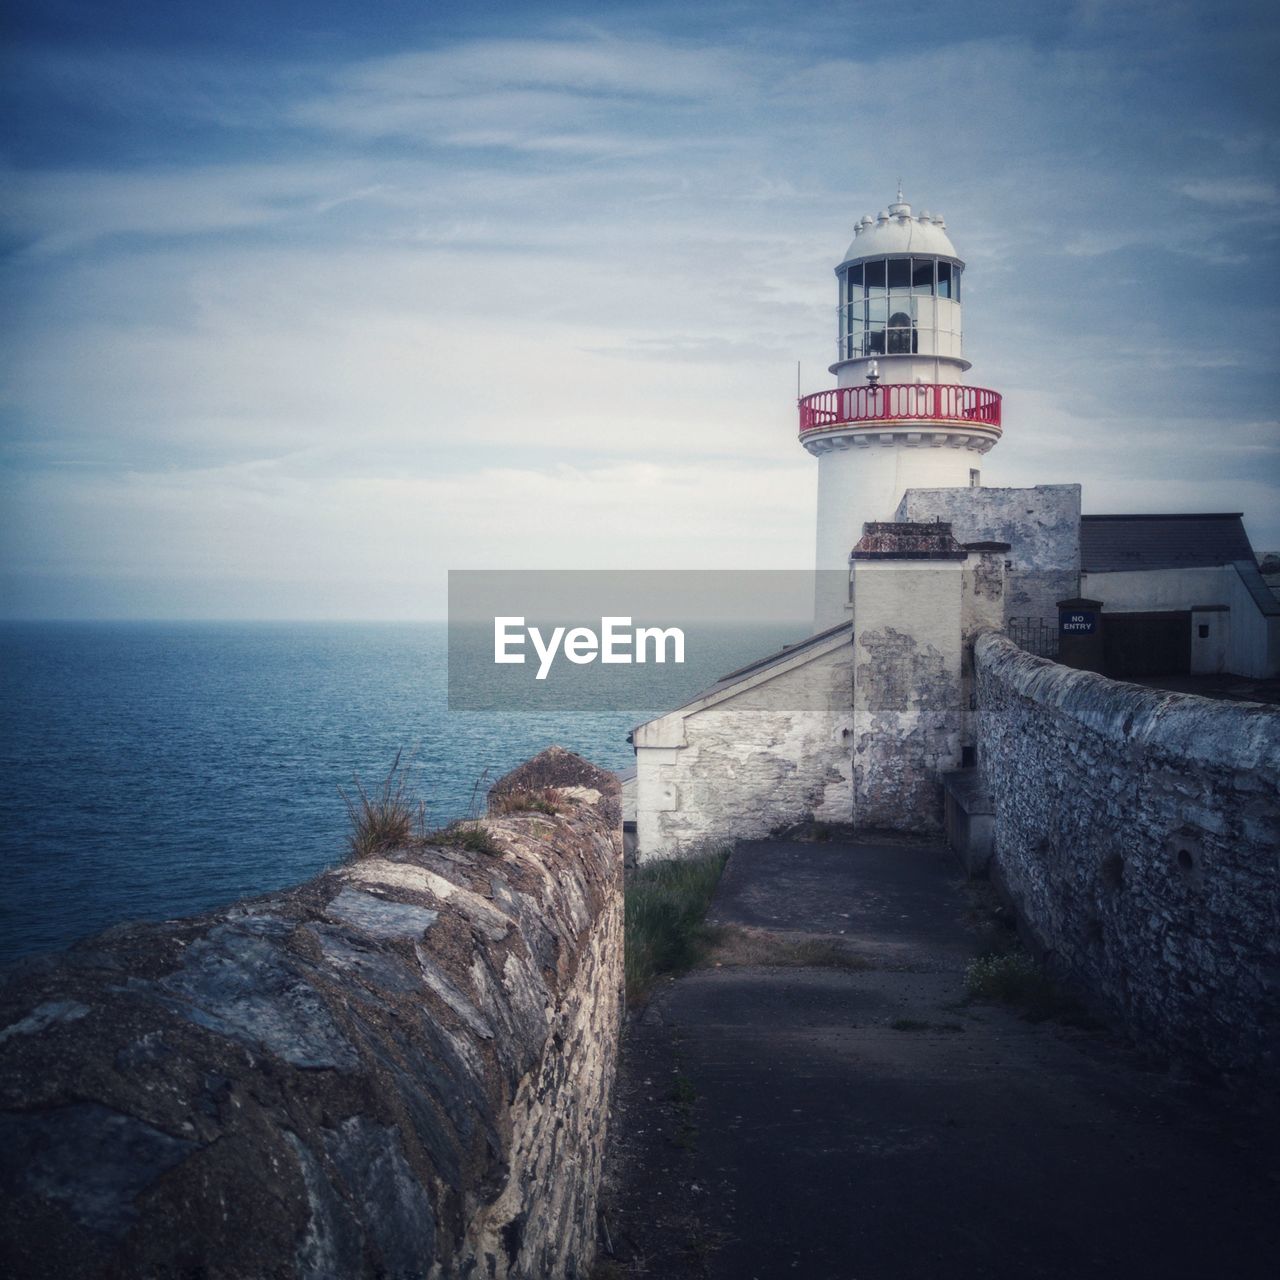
left=798, top=383, right=1002, bottom=439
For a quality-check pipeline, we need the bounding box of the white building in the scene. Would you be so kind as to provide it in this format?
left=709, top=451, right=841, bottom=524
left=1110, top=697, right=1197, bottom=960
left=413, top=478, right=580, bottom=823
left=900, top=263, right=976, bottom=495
left=630, top=192, right=1278, bottom=862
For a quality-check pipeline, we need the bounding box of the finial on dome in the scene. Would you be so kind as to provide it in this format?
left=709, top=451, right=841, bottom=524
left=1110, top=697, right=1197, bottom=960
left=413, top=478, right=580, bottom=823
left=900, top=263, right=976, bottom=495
left=897, top=178, right=904, bottom=203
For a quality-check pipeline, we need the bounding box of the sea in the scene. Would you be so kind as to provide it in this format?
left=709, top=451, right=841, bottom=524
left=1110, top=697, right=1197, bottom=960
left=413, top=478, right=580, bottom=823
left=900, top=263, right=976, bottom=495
left=0, top=620, right=795, bottom=964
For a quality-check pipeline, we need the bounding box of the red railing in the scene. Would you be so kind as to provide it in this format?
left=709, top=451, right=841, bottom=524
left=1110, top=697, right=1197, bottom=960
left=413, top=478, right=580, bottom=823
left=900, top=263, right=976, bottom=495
left=798, top=383, right=1002, bottom=433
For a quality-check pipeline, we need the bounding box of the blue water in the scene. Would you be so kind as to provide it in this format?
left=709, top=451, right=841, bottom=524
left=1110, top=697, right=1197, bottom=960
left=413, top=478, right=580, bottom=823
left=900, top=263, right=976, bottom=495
left=0, top=622, right=651, bottom=965
left=0, top=620, right=803, bottom=964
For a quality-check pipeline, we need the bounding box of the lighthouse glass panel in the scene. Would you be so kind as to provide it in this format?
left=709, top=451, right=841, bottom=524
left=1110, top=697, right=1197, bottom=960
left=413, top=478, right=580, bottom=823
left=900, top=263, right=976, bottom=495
left=838, top=256, right=960, bottom=361
left=887, top=298, right=917, bottom=354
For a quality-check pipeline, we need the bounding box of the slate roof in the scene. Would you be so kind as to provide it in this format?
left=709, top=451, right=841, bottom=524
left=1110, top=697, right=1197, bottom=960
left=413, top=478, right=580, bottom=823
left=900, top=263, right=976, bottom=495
left=630, top=621, right=850, bottom=735
left=703, top=621, right=850, bottom=695
left=1080, top=513, right=1256, bottom=573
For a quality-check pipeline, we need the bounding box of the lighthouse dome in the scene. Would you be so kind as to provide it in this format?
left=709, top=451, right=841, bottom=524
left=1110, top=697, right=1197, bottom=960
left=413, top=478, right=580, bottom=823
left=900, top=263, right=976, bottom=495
left=841, top=196, right=959, bottom=264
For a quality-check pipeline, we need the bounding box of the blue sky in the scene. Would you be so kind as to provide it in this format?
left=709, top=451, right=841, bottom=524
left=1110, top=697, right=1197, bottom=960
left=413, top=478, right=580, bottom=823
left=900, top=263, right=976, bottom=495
left=2, top=0, right=1277, bottom=619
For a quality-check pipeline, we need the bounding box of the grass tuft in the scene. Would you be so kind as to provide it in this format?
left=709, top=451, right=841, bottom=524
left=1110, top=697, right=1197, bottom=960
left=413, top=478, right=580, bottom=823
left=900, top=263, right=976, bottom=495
left=625, top=849, right=729, bottom=1003
left=965, top=951, right=1099, bottom=1026
left=340, top=749, right=425, bottom=859
left=489, top=787, right=563, bottom=817
left=430, top=821, right=502, bottom=856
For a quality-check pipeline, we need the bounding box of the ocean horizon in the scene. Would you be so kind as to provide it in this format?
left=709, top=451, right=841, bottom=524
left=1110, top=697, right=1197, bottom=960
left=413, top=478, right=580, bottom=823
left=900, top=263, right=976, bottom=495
left=0, top=618, right=796, bottom=963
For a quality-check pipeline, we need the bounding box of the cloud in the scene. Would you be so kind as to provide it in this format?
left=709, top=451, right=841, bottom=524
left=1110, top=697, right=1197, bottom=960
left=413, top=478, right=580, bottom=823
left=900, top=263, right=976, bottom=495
left=0, top=457, right=814, bottom=618
left=1178, top=179, right=1279, bottom=205
left=0, top=162, right=372, bottom=254
left=289, top=37, right=744, bottom=153
left=3, top=11, right=1278, bottom=616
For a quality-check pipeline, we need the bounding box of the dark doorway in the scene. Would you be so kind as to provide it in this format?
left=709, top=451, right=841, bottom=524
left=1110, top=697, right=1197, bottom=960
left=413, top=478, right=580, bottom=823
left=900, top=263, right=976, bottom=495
left=1104, top=611, right=1191, bottom=677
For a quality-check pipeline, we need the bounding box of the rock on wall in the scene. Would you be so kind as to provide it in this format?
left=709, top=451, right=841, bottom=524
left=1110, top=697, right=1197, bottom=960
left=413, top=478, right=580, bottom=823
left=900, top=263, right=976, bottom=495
left=897, top=484, right=1081, bottom=623
left=0, top=748, right=623, bottom=1280
left=634, top=633, right=853, bottom=859
left=976, top=632, right=1280, bottom=1080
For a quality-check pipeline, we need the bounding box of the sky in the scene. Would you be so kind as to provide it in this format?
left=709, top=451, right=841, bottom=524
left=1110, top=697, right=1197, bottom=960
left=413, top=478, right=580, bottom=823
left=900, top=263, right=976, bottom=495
left=2, top=0, right=1277, bottom=620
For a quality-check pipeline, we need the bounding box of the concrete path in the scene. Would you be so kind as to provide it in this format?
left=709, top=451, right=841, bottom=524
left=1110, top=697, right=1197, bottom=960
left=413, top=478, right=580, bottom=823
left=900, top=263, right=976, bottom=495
left=599, top=839, right=1279, bottom=1280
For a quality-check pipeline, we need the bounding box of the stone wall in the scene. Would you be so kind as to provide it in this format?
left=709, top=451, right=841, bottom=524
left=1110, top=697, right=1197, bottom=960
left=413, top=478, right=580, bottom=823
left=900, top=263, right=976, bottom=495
left=975, top=633, right=1280, bottom=1081
left=0, top=748, right=623, bottom=1279
left=897, top=484, right=1081, bottom=624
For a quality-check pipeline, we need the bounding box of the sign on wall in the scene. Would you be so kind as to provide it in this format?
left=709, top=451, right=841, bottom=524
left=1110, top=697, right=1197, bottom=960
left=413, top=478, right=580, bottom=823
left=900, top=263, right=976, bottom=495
left=1060, top=611, right=1097, bottom=635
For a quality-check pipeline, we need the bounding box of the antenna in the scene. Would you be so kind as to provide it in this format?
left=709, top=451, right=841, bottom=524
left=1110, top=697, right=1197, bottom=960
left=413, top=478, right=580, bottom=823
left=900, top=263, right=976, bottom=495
left=796, top=360, right=801, bottom=400
left=897, top=177, right=904, bottom=203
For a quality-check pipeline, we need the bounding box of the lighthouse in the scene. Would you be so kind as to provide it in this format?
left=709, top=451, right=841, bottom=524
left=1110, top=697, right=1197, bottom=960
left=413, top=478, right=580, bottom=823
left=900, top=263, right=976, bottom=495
left=801, top=190, right=1003, bottom=627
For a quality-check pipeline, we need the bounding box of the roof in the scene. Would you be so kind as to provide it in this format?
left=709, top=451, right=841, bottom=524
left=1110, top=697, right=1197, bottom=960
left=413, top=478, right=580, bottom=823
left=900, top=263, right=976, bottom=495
left=852, top=521, right=968, bottom=560
left=1080, top=513, right=1256, bottom=573
left=703, top=620, right=849, bottom=694
left=631, top=621, right=850, bottom=735
left=1233, top=560, right=1280, bottom=618
left=840, top=193, right=960, bottom=266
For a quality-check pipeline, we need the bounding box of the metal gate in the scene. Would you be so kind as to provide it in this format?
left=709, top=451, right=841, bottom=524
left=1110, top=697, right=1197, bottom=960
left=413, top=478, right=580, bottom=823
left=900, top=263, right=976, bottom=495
left=1007, top=616, right=1059, bottom=659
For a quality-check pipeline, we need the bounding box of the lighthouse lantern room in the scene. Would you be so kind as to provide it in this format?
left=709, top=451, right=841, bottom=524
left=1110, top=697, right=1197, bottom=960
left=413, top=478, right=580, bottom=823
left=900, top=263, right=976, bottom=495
left=802, top=190, right=1003, bottom=627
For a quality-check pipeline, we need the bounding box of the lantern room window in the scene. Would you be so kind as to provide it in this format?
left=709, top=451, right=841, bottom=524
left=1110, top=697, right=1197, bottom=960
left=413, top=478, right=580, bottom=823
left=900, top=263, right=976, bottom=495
left=887, top=311, right=916, bottom=354
left=837, top=255, right=962, bottom=361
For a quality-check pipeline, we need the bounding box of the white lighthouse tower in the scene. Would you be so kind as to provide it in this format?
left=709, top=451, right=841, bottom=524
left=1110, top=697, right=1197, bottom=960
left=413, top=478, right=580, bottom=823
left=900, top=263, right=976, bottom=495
left=801, top=189, right=1003, bottom=627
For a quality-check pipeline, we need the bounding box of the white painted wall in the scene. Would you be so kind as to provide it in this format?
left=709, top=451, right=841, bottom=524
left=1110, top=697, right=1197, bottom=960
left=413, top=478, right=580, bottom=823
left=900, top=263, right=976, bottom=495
left=850, top=560, right=966, bottom=830
left=1226, top=566, right=1280, bottom=679
left=1190, top=608, right=1230, bottom=675
left=1082, top=567, right=1227, bottom=613
left=813, top=440, right=981, bottom=627
left=834, top=351, right=969, bottom=388
left=633, top=633, right=853, bottom=860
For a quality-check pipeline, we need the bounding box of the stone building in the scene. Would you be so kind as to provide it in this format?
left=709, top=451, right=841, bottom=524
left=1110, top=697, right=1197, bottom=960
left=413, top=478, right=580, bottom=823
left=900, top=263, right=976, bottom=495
left=631, top=191, right=1278, bottom=860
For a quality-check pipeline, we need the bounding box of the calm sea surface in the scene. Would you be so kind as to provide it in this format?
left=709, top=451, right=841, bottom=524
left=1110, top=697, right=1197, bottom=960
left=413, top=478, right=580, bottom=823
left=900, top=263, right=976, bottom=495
left=0, top=621, right=794, bottom=964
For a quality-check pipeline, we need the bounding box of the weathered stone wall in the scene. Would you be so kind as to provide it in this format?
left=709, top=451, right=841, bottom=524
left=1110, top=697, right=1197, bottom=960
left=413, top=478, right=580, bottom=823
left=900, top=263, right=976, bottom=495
left=976, top=633, right=1280, bottom=1081
left=0, top=748, right=622, bottom=1279
left=851, top=561, right=966, bottom=831
left=634, top=632, right=853, bottom=859
left=897, top=484, right=1081, bottom=623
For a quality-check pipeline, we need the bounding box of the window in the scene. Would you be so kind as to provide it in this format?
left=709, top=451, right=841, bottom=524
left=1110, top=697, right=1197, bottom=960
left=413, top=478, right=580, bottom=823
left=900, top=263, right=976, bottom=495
left=969, top=469, right=981, bottom=488
left=836, top=255, right=961, bottom=363
left=887, top=295, right=915, bottom=354
left=887, top=311, right=915, bottom=354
